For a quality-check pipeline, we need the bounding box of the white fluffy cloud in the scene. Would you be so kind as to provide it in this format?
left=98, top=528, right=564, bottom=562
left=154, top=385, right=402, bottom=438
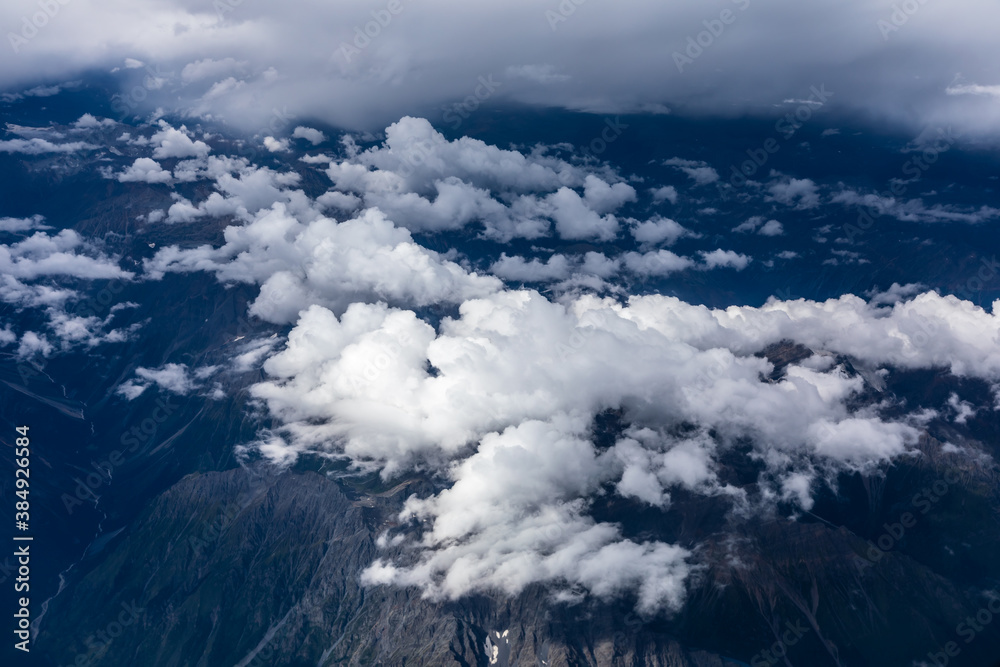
left=249, top=290, right=955, bottom=475
left=0, top=230, right=132, bottom=280
left=699, top=249, right=752, bottom=270
left=490, top=254, right=572, bottom=283
left=767, top=176, right=820, bottom=210
left=17, top=331, right=52, bottom=359
left=72, top=113, right=116, bottom=130
left=150, top=121, right=211, bottom=159
left=663, top=158, right=719, bottom=186
left=0, top=214, right=51, bottom=233
left=733, top=216, right=783, bottom=236
left=650, top=185, right=678, bottom=204
left=292, top=126, right=326, bottom=145
left=582, top=174, right=636, bottom=213
left=364, top=415, right=693, bottom=614
left=546, top=187, right=619, bottom=241
left=242, top=284, right=1000, bottom=610
left=623, top=249, right=694, bottom=276
left=758, top=219, right=784, bottom=236
left=489, top=252, right=621, bottom=290
left=319, top=117, right=632, bottom=241
left=155, top=156, right=307, bottom=223
left=145, top=205, right=501, bottom=323
left=263, top=136, right=290, bottom=152
left=117, top=362, right=215, bottom=399
left=630, top=216, right=692, bottom=247
left=118, top=157, right=173, bottom=184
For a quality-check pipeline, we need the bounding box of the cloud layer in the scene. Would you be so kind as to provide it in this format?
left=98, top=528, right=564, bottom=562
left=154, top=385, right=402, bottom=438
left=3, top=1, right=1000, bottom=137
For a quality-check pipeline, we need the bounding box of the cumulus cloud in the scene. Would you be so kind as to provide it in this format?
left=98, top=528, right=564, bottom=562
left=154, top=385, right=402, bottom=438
left=767, top=176, right=820, bottom=210
left=0, top=325, right=15, bottom=347
left=72, top=113, right=116, bottom=130
left=4, top=123, right=63, bottom=139
left=117, top=157, right=173, bottom=184
left=623, top=249, right=694, bottom=277
left=663, top=158, right=719, bottom=186
left=0, top=214, right=51, bottom=233
left=263, top=136, right=290, bottom=152
left=315, top=190, right=361, bottom=211
left=491, top=254, right=572, bottom=283
left=318, top=117, right=632, bottom=241
left=366, top=415, right=693, bottom=614
left=117, top=363, right=205, bottom=399
left=867, top=282, right=926, bottom=306
left=238, top=282, right=1000, bottom=610
left=546, top=187, right=620, bottom=241
left=249, top=286, right=1000, bottom=476
left=17, top=332, right=53, bottom=359
left=145, top=205, right=501, bottom=323
left=947, top=392, right=977, bottom=424
left=758, top=219, right=784, bottom=236
left=582, top=175, right=636, bottom=213
left=489, top=252, right=620, bottom=291
left=292, top=126, right=326, bottom=145
left=150, top=121, right=211, bottom=159
left=157, top=157, right=306, bottom=223
left=43, top=305, right=143, bottom=352
left=733, top=216, right=783, bottom=236
left=0, top=230, right=133, bottom=281
left=650, top=185, right=678, bottom=204
left=631, top=216, right=692, bottom=247
left=699, top=249, right=752, bottom=270
left=0, top=275, right=75, bottom=310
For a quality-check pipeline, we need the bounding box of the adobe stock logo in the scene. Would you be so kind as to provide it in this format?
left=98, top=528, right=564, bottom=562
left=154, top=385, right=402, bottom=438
left=337, top=0, right=407, bottom=63
left=579, top=117, right=629, bottom=160
left=853, top=468, right=960, bottom=568
left=725, top=85, right=833, bottom=189
left=877, top=0, right=931, bottom=40
left=672, top=0, right=751, bottom=73
left=840, top=126, right=960, bottom=243
left=749, top=619, right=810, bottom=667
left=60, top=396, right=179, bottom=514
left=7, top=0, right=72, bottom=54
left=925, top=595, right=1000, bottom=666
left=58, top=601, right=146, bottom=667
left=442, top=75, right=502, bottom=130
left=545, top=0, right=588, bottom=32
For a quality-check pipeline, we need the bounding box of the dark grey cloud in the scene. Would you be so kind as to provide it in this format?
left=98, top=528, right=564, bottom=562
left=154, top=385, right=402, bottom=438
left=1, top=1, right=998, bottom=137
